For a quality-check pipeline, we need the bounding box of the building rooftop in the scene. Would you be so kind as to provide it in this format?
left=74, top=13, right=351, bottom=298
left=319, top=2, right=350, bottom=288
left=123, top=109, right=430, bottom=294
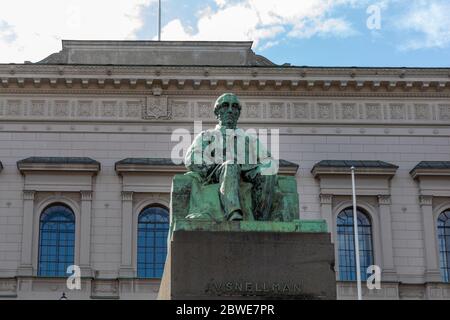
left=17, top=157, right=100, bottom=165
left=37, top=40, right=276, bottom=66
left=411, top=161, right=450, bottom=170
left=313, top=160, right=399, bottom=169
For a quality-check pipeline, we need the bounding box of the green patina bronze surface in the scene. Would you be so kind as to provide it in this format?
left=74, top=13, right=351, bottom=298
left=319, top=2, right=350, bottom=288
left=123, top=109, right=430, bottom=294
left=171, top=219, right=328, bottom=233
left=171, top=173, right=300, bottom=223
left=170, top=92, right=327, bottom=231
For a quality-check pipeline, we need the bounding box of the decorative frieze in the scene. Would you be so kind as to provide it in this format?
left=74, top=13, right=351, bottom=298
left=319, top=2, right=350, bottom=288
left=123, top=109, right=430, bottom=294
left=316, top=103, right=332, bottom=120
left=292, top=103, right=309, bottom=119
left=197, top=101, right=213, bottom=118
left=439, top=104, right=450, bottom=120
left=246, top=103, right=262, bottom=119
left=269, top=102, right=284, bottom=118
left=340, top=103, right=357, bottom=120
left=0, top=96, right=450, bottom=125
left=389, top=104, right=406, bottom=120
left=171, top=101, right=189, bottom=118
left=414, top=104, right=431, bottom=120
left=102, top=101, right=117, bottom=117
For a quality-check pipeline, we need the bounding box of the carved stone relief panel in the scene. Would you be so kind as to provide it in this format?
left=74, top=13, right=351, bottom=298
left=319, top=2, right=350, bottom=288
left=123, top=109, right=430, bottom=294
left=365, top=103, right=382, bottom=120
left=77, top=101, right=93, bottom=117
left=125, top=101, right=142, bottom=118
left=414, top=104, right=431, bottom=120
left=197, top=101, right=214, bottom=119
left=171, top=100, right=189, bottom=118
left=5, top=99, right=22, bottom=116
left=439, top=104, right=450, bottom=121
left=269, top=102, right=285, bottom=119
left=292, top=103, right=309, bottom=120
left=53, top=100, right=70, bottom=117
left=389, top=104, right=406, bottom=120
left=102, top=101, right=117, bottom=117
left=317, top=103, right=334, bottom=120
left=30, top=100, right=46, bottom=117
left=143, top=95, right=171, bottom=120
left=245, top=102, right=262, bottom=119
left=340, top=103, right=358, bottom=120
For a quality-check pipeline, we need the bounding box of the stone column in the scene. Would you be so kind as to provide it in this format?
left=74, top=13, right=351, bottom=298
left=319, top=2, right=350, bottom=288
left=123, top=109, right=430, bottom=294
left=320, top=194, right=333, bottom=242
left=18, top=190, right=35, bottom=276
left=119, top=191, right=134, bottom=278
left=378, top=195, right=397, bottom=281
left=80, top=191, right=93, bottom=277
left=419, top=195, right=441, bottom=282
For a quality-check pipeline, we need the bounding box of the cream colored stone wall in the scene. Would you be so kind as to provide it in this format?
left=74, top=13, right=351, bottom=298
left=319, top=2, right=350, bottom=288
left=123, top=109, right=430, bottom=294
left=1, top=62, right=450, bottom=299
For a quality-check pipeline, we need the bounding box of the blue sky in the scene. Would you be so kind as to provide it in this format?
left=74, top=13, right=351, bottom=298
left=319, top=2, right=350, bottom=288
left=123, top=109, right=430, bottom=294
left=1, top=0, right=449, bottom=67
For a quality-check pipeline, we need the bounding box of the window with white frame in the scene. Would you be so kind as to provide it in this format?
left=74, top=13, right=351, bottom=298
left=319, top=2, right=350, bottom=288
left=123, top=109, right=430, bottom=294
left=438, top=209, right=450, bottom=283
left=137, top=205, right=170, bottom=278
left=37, top=203, right=75, bottom=277
left=337, top=207, right=374, bottom=281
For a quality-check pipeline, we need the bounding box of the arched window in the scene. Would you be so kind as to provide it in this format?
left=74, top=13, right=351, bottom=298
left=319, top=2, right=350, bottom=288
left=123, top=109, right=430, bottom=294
left=38, top=204, right=75, bottom=277
left=337, top=207, right=374, bottom=281
left=137, top=205, right=170, bottom=278
left=438, top=210, right=450, bottom=283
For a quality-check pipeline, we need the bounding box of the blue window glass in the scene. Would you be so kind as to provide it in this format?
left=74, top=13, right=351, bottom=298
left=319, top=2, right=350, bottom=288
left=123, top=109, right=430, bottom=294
left=438, top=210, right=450, bottom=283
left=337, top=208, right=374, bottom=281
left=38, top=204, right=75, bottom=277
left=137, top=205, right=169, bottom=278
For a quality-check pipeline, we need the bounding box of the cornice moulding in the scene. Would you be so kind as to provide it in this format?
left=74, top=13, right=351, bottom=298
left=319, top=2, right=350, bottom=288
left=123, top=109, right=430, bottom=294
left=410, top=168, right=450, bottom=179
left=17, top=163, right=101, bottom=174
left=115, top=164, right=186, bottom=174
left=312, top=167, right=398, bottom=178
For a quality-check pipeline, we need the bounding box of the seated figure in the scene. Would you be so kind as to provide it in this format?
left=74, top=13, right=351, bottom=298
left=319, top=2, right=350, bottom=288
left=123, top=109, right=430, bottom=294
left=171, top=93, right=299, bottom=222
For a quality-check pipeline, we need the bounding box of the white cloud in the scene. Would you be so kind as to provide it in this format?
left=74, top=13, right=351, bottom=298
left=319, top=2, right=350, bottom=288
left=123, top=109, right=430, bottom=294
left=289, top=18, right=356, bottom=39
left=0, top=20, right=16, bottom=43
left=160, top=19, right=193, bottom=41
left=214, top=0, right=227, bottom=8
left=395, top=0, right=450, bottom=50
left=0, top=0, right=155, bottom=63
left=160, top=0, right=360, bottom=48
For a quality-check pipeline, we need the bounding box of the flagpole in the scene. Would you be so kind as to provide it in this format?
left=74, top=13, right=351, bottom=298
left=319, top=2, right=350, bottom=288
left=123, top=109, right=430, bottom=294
left=351, top=166, right=362, bottom=300
left=158, top=0, right=161, bottom=41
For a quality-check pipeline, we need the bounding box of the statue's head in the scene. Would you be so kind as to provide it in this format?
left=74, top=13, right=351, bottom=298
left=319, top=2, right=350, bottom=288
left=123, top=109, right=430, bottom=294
left=213, top=93, right=241, bottom=129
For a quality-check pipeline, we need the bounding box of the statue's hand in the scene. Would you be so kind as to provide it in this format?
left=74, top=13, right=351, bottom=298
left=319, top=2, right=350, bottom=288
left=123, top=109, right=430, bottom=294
left=189, top=164, right=214, bottom=180
left=245, top=166, right=261, bottom=181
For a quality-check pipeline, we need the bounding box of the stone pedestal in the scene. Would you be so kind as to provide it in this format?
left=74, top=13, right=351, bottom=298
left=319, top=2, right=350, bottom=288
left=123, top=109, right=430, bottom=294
left=158, top=221, right=336, bottom=300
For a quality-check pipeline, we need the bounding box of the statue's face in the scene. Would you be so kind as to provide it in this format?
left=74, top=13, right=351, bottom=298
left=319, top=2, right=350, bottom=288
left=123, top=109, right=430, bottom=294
left=214, top=94, right=241, bottom=129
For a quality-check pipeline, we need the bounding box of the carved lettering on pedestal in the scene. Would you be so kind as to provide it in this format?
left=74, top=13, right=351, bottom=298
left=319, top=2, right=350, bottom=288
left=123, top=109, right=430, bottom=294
left=205, top=281, right=303, bottom=296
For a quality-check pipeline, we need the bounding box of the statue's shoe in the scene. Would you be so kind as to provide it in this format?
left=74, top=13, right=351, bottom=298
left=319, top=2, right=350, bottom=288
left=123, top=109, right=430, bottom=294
left=185, top=212, right=211, bottom=220
left=228, top=211, right=243, bottom=221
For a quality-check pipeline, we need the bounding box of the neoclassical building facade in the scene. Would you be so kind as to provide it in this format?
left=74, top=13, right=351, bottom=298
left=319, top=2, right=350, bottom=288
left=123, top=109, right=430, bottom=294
left=0, top=40, right=449, bottom=299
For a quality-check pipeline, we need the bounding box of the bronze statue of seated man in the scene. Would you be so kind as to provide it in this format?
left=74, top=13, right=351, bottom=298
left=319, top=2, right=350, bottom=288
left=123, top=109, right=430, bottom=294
left=184, top=93, right=278, bottom=221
